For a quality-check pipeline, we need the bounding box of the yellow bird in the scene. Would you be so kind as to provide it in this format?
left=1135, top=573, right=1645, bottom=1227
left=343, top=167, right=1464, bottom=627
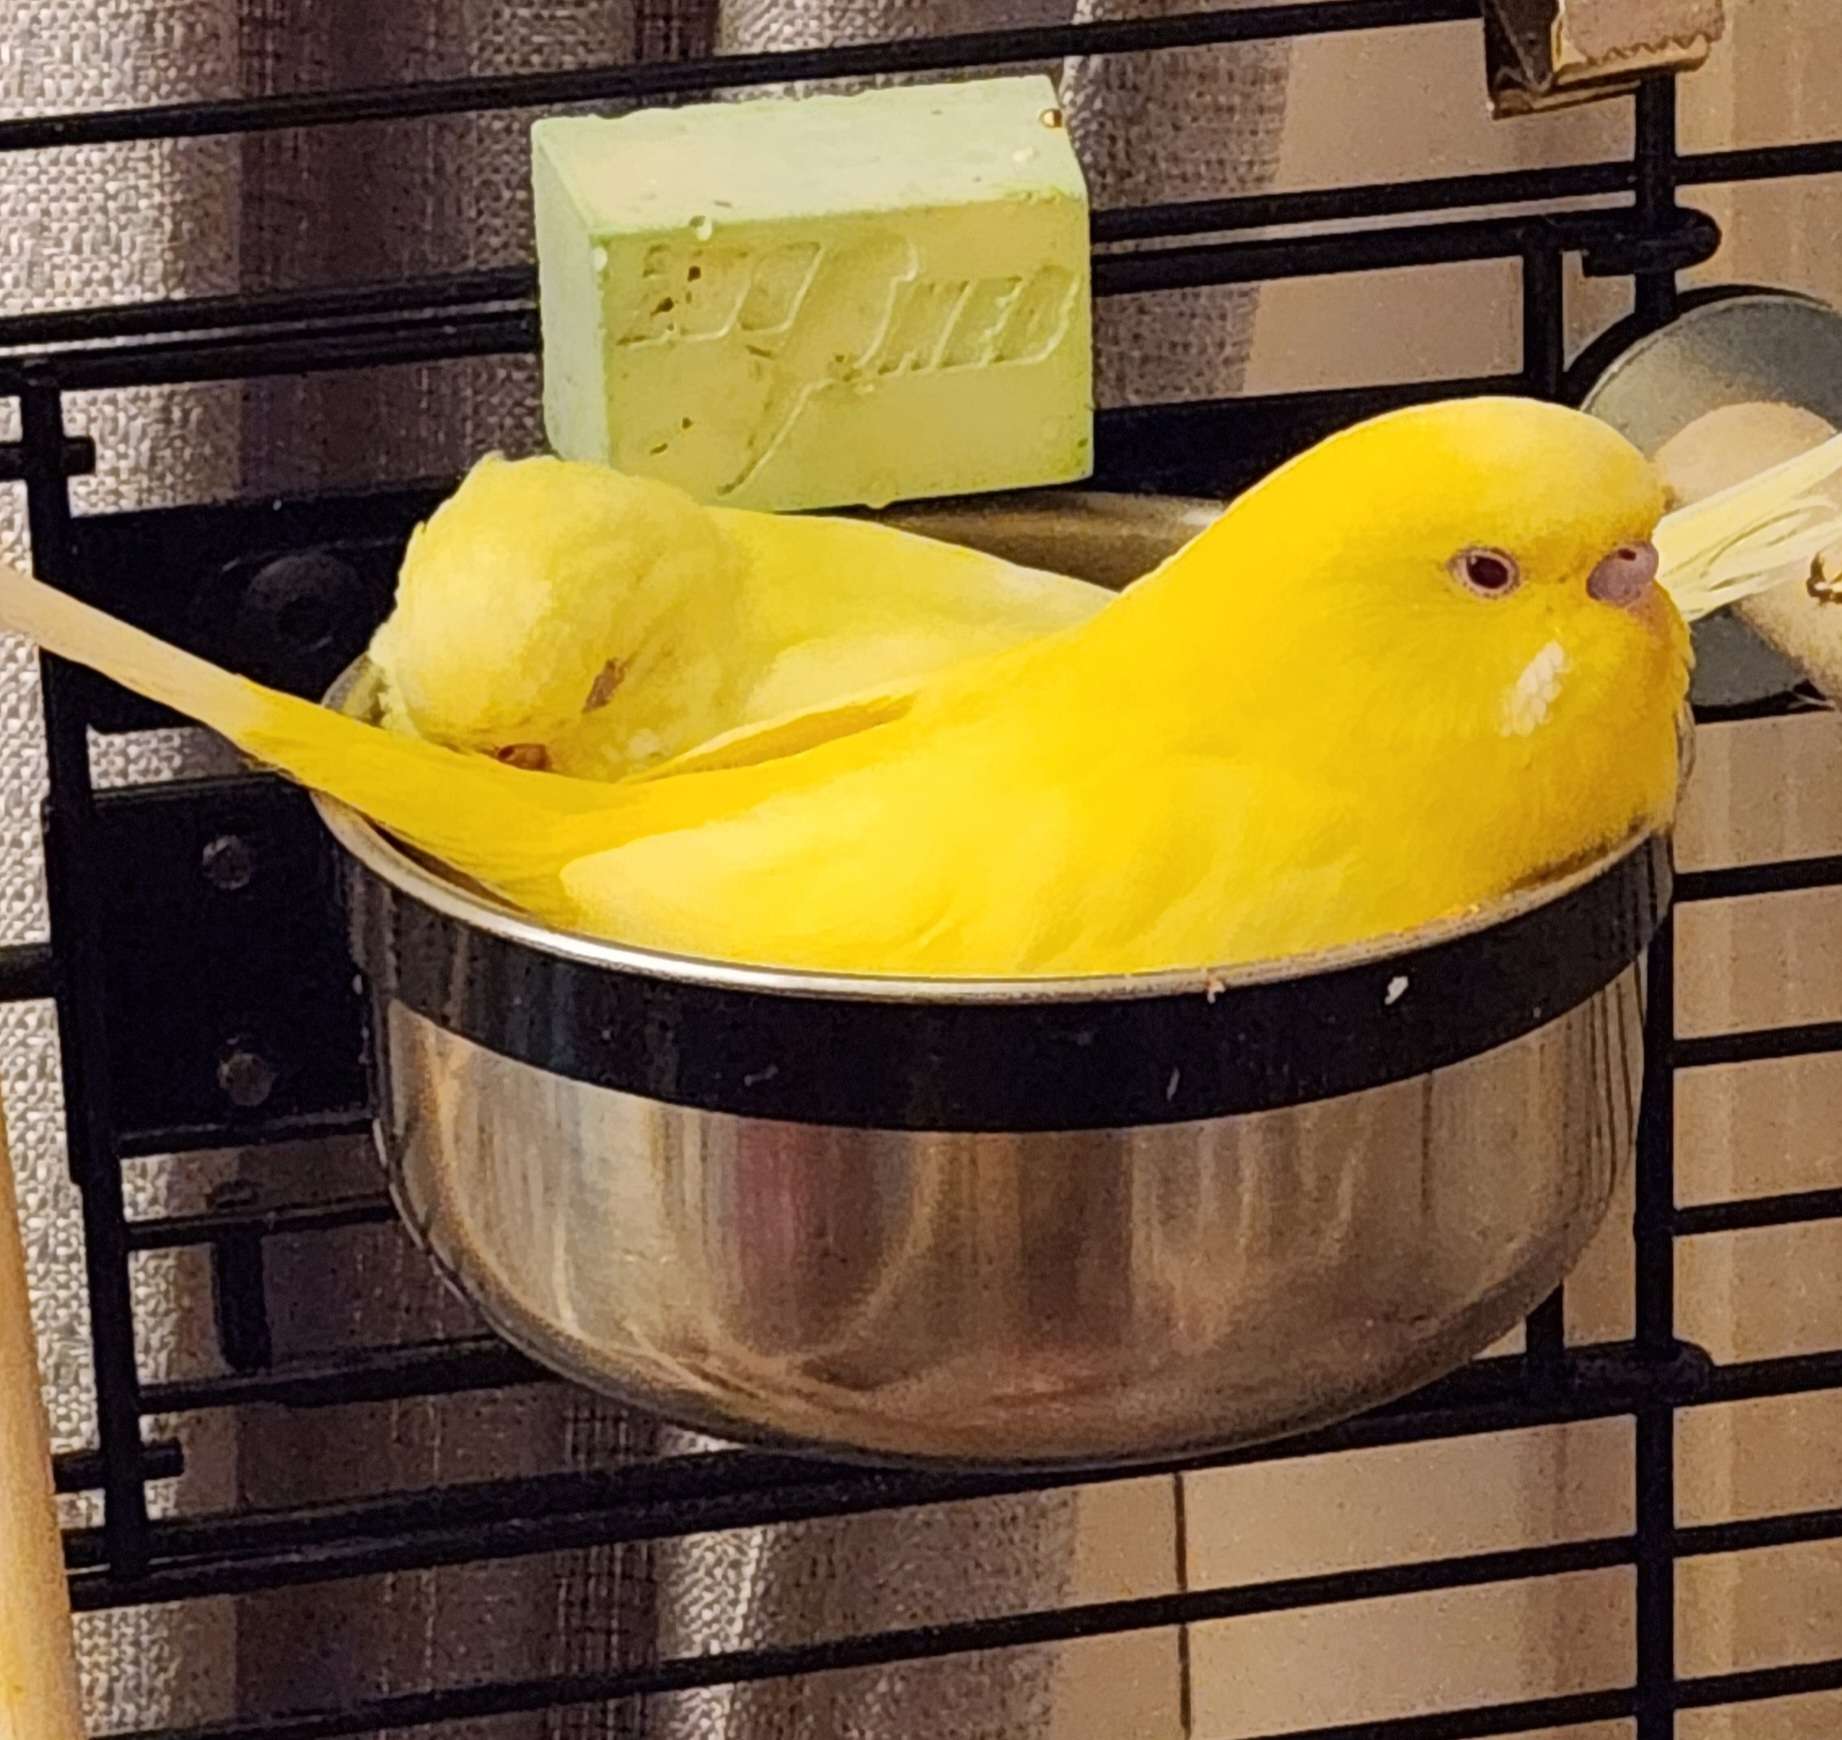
left=0, top=396, right=1706, bottom=979
left=369, top=452, right=1107, bottom=777
left=546, top=396, right=1698, bottom=975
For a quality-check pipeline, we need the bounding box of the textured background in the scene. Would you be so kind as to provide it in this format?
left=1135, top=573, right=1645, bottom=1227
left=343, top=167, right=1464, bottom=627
left=13, top=6, right=1842, bottom=1739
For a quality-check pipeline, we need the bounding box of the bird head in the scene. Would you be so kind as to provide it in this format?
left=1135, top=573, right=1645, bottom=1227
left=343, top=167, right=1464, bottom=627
left=370, top=453, right=748, bottom=777
left=1129, top=396, right=1694, bottom=882
left=1285, top=393, right=1680, bottom=660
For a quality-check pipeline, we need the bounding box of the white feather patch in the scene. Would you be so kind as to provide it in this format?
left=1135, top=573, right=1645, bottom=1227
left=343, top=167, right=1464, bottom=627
left=1501, top=640, right=1568, bottom=737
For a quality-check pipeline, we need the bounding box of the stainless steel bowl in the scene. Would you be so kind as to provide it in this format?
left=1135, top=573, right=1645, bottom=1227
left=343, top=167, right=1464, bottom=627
left=318, top=493, right=1666, bottom=1470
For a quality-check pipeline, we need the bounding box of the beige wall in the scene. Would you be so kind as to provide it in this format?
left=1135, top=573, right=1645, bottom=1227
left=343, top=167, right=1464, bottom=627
left=1059, top=7, right=1842, bottom=1734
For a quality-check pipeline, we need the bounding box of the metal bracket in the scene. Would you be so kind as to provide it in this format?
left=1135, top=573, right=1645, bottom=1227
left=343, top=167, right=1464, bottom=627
left=1581, top=207, right=1722, bottom=278
left=68, top=774, right=371, bottom=1157
left=38, top=483, right=443, bottom=1153
left=64, top=477, right=445, bottom=732
left=0, top=436, right=95, bottom=482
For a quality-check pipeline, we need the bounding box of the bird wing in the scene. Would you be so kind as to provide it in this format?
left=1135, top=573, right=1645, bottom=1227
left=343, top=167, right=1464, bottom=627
left=559, top=736, right=1350, bottom=977
left=628, top=681, right=925, bottom=782
left=639, top=514, right=1145, bottom=786
left=559, top=730, right=1100, bottom=974
left=610, top=506, right=1106, bottom=780
left=629, top=612, right=1066, bottom=783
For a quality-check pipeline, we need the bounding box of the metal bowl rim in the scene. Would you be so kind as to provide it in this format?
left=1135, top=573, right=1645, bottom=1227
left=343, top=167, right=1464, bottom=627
left=320, top=771, right=1654, bottom=1006
left=847, top=485, right=1225, bottom=531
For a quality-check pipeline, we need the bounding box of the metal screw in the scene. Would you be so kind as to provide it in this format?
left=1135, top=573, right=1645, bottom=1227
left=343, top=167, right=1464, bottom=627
left=200, top=833, right=257, bottom=893
left=216, top=1043, right=278, bottom=1110
left=243, top=552, right=361, bottom=654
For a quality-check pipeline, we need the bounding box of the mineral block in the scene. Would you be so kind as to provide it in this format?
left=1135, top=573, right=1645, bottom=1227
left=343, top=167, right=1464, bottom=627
left=531, top=75, right=1093, bottom=512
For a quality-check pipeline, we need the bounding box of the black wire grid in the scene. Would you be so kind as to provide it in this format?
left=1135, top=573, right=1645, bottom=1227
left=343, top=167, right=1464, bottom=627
left=6, top=3, right=1842, bottom=1736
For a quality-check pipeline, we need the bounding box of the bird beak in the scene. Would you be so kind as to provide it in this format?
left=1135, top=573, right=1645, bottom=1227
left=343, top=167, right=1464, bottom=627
left=1587, top=540, right=1661, bottom=609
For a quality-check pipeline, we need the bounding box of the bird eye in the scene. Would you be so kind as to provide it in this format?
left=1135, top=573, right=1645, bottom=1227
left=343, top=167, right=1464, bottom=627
left=1451, top=547, right=1521, bottom=597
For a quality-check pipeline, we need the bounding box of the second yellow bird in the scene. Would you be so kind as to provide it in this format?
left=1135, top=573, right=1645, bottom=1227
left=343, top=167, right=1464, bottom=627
left=369, top=452, right=1107, bottom=778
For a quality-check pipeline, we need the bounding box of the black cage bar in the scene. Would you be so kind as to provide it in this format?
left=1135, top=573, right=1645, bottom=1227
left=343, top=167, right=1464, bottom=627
left=5, top=3, right=1842, bottom=1737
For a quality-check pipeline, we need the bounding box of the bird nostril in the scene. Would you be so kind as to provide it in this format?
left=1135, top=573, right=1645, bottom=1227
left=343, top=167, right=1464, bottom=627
left=495, top=743, right=550, bottom=772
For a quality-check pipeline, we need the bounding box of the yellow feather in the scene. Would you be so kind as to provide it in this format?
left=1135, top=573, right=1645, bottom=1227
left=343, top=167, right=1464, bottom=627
left=0, top=564, right=617, bottom=914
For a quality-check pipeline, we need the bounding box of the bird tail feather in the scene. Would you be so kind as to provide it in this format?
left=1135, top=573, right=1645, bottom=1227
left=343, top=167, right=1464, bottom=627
left=0, top=558, right=603, bottom=905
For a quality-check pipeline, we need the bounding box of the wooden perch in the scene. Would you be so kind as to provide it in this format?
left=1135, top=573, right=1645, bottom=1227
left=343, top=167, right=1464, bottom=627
left=1656, top=400, right=1842, bottom=698
left=0, top=1087, right=85, bottom=1740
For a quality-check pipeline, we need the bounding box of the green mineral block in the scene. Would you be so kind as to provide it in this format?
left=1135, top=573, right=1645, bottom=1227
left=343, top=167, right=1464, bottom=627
left=531, top=76, right=1093, bottom=513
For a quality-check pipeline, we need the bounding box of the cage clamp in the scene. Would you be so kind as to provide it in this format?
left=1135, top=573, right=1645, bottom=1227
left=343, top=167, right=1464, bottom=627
left=1484, top=0, right=1726, bottom=117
